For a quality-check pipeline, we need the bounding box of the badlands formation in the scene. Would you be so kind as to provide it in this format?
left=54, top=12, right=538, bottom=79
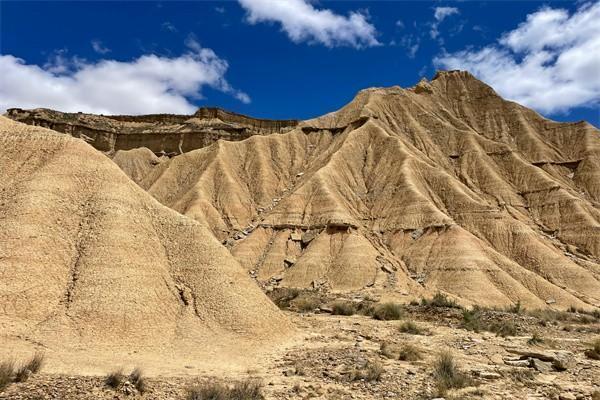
left=1, top=71, right=599, bottom=399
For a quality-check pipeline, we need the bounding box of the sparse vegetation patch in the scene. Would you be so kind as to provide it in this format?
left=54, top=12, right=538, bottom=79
left=433, top=351, right=474, bottom=395
left=187, top=378, right=264, bottom=400
left=372, top=303, right=403, bottom=321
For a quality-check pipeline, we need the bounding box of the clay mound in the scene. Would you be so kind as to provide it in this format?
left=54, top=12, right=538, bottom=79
left=113, top=71, right=600, bottom=310
left=0, top=116, right=291, bottom=370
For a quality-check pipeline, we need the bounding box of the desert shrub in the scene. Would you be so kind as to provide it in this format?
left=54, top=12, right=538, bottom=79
left=0, top=360, right=14, bottom=391
left=461, top=308, right=483, bottom=332
left=372, top=303, right=403, bottom=321
left=187, top=382, right=228, bottom=400
left=330, top=301, right=356, bottom=316
left=230, top=379, right=263, bottom=399
left=14, top=352, right=44, bottom=382
left=398, top=344, right=422, bottom=362
left=187, top=379, right=263, bottom=400
left=399, top=321, right=427, bottom=335
left=380, top=342, right=398, bottom=359
left=585, top=338, right=600, bottom=360
left=527, top=332, right=544, bottom=346
left=129, top=368, right=147, bottom=393
left=508, top=300, right=522, bottom=314
left=422, top=293, right=460, bottom=309
left=105, top=368, right=125, bottom=389
left=489, top=320, right=517, bottom=337
left=293, top=297, right=320, bottom=313
left=348, top=360, right=383, bottom=382
left=433, top=351, right=473, bottom=395
left=363, top=360, right=383, bottom=382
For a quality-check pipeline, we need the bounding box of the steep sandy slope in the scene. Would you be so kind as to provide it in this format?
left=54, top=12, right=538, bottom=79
left=0, top=117, right=292, bottom=372
left=113, top=71, right=600, bottom=311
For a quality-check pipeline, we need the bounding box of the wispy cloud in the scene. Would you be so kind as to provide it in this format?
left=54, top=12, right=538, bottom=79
left=91, top=40, right=111, bottom=55
left=238, top=0, right=379, bottom=48
left=0, top=40, right=250, bottom=114
left=435, top=2, right=600, bottom=114
left=430, top=6, right=459, bottom=39
left=161, top=21, right=177, bottom=32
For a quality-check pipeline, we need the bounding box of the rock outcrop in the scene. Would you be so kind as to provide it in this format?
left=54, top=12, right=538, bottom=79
left=4, top=107, right=298, bottom=154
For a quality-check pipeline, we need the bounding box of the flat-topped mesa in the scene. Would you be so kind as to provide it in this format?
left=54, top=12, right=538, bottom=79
left=4, top=107, right=299, bottom=155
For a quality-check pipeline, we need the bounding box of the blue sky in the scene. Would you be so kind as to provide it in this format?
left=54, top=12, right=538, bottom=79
left=1, top=1, right=599, bottom=127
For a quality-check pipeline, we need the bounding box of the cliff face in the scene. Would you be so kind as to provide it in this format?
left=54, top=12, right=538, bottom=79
left=4, top=107, right=299, bottom=155
left=5, top=70, right=600, bottom=311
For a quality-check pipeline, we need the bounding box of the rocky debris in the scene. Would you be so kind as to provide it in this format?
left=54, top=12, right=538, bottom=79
left=505, top=348, right=575, bottom=371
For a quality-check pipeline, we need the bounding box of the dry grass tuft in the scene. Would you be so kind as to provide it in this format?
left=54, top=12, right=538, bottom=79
left=187, top=378, right=263, bottom=400
left=398, top=344, right=422, bottom=361
left=433, top=351, right=473, bottom=395
left=129, top=367, right=147, bottom=393
left=399, top=320, right=428, bottom=335
left=105, top=368, right=125, bottom=389
left=14, top=352, right=45, bottom=382
left=0, top=360, right=15, bottom=391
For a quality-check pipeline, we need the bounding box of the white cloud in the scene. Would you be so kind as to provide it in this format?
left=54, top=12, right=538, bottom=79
left=238, top=0, right=379, bottom=48
left=434, top=7, right=459, bottom=22
left=91, top=40, right=111, bottom=55
left=430, top=6, right=459, bottom=39
left=434, top=2, right=600, bottom=114
left=0, top=42, right=250, bottom=115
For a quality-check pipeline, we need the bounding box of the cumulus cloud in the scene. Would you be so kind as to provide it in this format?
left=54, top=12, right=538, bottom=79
left=430, top=6, right=459, bottom=39
left=91, top=40, right=111, bottom=55
left=0, top=42, right=250, bottom=115
left=434, top=2, right=600, bottom=114
left=238, top=0, right=379, bottom=48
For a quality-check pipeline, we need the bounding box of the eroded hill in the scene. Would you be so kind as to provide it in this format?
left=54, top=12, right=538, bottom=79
left=6, top=71, right=600, bottom=312
left=0, top=116, right=292, bottom=373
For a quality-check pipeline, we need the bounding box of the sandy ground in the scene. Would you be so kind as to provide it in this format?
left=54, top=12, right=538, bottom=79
left=2, top=305, right=598, bottom=400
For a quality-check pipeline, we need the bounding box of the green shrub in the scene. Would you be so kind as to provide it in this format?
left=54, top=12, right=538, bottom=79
left=372, top=303, right=403, bottom=321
